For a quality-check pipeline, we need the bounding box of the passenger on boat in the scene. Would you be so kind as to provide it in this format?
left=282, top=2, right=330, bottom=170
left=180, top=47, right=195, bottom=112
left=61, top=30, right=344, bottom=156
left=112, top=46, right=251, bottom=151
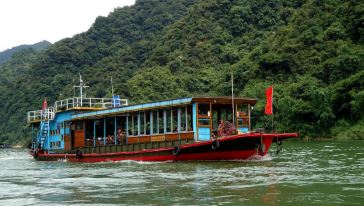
left=97, top=137, right=103, bottom=145
left=107, top=135, right=114, bottom=144
left=217, top=120, right=237, bottom=137
left=117, top=129, right=126, bottom=144
left=86, top=137, right=94, bottom=146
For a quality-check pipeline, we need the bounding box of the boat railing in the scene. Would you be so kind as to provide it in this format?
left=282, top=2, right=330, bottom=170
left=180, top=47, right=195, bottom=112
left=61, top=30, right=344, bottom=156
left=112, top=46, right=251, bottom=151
left=27, top=107, right=55, bottom=123
left=54, top=97, right=128, bottom=112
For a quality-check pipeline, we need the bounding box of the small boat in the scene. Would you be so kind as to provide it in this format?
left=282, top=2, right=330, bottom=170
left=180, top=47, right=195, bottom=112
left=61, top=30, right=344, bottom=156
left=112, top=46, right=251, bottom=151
left=28, top=78, right=297, bottom=162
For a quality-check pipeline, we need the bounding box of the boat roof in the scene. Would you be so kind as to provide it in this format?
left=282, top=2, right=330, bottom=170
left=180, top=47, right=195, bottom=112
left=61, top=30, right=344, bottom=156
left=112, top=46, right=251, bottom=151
left=71, top=96, right=257, bottom=120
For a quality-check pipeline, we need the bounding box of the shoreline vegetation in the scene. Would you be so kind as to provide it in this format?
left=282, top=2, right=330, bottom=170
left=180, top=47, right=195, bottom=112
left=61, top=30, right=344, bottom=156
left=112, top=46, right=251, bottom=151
left=0, top=0, right=363, bottom=145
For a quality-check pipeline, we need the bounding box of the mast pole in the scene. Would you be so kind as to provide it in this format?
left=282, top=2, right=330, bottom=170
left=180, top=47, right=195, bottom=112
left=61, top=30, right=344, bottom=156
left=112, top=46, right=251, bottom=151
left=73, top=74, right=89, bottom=107
left=232, top=72, right=235, bottom=126
left=111, top=76, right=114, bottom=97
left=80, top=75, right=83, bottom=106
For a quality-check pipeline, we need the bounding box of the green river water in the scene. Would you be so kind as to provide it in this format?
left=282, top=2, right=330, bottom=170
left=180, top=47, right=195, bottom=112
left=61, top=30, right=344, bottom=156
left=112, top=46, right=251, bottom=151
left=0, top=141, right=363, bottom=205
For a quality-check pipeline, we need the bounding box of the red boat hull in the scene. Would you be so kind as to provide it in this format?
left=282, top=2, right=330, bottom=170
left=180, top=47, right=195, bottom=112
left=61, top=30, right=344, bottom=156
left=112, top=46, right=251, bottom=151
left=32, top=133, right=298, bottom=162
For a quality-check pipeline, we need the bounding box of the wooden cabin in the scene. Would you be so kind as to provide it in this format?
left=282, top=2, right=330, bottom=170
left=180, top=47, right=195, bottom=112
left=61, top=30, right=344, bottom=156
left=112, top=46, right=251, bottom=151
left=28, top=96, right=257, bottom=154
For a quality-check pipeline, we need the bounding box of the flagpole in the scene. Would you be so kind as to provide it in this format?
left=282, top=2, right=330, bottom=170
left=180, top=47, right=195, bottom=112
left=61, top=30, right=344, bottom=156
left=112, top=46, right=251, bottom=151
left=272, top=86, right=274, bottom=133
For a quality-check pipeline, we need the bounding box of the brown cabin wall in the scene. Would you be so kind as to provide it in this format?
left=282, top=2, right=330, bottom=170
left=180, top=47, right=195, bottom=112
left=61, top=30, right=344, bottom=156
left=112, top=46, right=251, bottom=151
left=74, top=130, right=85, bottom=147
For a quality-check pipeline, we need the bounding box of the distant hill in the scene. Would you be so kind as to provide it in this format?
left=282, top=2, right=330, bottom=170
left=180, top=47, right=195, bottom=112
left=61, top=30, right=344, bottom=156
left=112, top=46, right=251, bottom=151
left=0, top=41, right=51, bottom=64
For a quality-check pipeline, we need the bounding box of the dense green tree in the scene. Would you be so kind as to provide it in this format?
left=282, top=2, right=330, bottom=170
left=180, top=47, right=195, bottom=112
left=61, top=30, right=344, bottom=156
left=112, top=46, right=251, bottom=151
left=0, top=0, right=363, bottom=145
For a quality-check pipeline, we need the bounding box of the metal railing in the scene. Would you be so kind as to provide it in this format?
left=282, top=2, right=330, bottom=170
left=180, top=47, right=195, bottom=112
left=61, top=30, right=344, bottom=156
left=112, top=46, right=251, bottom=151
left=54, top=97, right=128, bottom=112
left=27, top=107, right=55, bottom=123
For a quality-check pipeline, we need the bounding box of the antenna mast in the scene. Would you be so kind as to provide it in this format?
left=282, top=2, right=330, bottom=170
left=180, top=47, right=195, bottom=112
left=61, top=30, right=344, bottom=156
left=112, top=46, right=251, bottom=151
left=111, top=76, right=114, bottom=97
left=73, top=74, right=89, bottom=106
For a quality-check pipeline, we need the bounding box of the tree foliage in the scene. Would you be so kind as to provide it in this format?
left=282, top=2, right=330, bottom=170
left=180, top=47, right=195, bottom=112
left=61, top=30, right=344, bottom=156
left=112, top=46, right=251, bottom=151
left=0, top=0, right=363, bottom=144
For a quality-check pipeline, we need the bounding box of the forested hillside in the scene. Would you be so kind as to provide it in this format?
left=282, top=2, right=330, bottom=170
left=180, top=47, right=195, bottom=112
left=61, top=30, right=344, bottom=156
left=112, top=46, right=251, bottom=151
left=0, top=0, right=363, bottom=145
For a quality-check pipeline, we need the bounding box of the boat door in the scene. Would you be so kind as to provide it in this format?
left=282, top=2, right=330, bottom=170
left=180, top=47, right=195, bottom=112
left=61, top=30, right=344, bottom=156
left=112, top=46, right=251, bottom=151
left=196, top=103, right=211, bottom=141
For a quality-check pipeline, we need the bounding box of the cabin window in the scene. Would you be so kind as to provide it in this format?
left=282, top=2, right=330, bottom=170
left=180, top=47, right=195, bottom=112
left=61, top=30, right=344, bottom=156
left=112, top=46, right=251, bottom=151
left=198, top=103, right=211, bottom=128
left=187, top=106, right=193, bottom=131
left=133, top=114, right=138, bottom=136
left=76, top=121, right=83, bottom=130
left=165, top=108, right=172, bottom=133
left=198, top=119, right=210, bottom=127
left=140, top=112, right=145, bottom=135
left=159, top=110, right=164, bottom=133
left=153, top=110, right=159, bottom=134
left=237, top=104, right=249, bottom=127
left=146, top=112, right=151, bottom=135
left=198, top=104, right=209, bottom=116
left=128, top=114, right=133, bottom=136
left=172, top=108, right=178, bottom=132
left=180, top=107, right=186, bottom=131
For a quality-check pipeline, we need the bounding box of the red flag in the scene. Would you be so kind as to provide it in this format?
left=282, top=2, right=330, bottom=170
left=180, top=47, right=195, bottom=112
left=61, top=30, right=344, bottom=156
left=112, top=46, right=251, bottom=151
left=42, top=98, right=47, bottom=111
left=265, top=86, right=273, bottom=115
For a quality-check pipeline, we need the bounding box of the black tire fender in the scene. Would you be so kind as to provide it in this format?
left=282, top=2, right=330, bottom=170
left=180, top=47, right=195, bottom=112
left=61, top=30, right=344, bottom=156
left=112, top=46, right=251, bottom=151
left=212, top=139, right=220, bottom=150
left=75, top=149, right=83, bottom=158
left=172, top=146, right=181, bottom=156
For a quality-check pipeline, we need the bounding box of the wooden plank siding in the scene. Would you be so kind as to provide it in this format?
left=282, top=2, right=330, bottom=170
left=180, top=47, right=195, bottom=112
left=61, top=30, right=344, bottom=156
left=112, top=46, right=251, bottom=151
left=74, top=130, right=85, bottom=147
left=80, top=138, right=195, bottom=154
left=126, top=132, right=194, bottom=144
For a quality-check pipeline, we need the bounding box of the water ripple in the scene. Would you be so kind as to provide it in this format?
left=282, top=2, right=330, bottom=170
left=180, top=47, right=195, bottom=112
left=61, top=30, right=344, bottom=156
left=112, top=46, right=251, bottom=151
left=1, top=141, right=364, bottom=205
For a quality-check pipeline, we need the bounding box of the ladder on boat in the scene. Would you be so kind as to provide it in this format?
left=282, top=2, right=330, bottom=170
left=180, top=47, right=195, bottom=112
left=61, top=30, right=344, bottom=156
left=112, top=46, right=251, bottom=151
left=36, top=121, right=50, bottom=150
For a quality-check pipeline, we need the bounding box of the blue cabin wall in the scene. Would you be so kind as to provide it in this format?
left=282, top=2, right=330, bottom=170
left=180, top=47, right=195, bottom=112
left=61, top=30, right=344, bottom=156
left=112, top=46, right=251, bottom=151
left=238, top=127, right=249, bottom=133
left=45, top=111, right=72, bottom=151
left=193, top=103, right=211, bottom=141
left=193, top=103, right=197, bottom=141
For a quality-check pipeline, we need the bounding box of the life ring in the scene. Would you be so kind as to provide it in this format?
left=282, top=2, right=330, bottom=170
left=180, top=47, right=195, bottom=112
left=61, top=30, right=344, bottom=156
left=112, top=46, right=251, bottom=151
left=75, top=149, right=83, bottom=158
left=211, top=139, right=220, bottom=150
left=172, top=146, right=181, bottom=156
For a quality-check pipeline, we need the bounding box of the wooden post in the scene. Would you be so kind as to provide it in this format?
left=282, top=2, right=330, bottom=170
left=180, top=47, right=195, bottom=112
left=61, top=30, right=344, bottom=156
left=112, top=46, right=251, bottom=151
left=137, top=113, right=140, bottom=136
left=150, top=111, right=153, bottom=135
left=103, top=118, right=106, bottom=145
left=235, top=103, right=238, bottom=128
left=131, top=113, right=134, bottom=136
left=83, top=121, right=86, bottom=146
left=93, top=120, right=96, bottom=147
left=178, top=108, right=181, bottom=133
left=156, top=110, right=159, bottom=134
left=31, top=124, right=34, bottom=149
left=185, top=106, right=188, bottom=132
left=196, top=103, right=199, bottom=139
left=248, top=104, right=251, bottom=131
left=163, top=110, right=167, bottom=134
left=114, top=116, right=117, bottom=145
left=178, top=108, right=181, bottom=143
left=126, top=114, right=129, bottom=144
left=210, top=102, right=212, bottom=138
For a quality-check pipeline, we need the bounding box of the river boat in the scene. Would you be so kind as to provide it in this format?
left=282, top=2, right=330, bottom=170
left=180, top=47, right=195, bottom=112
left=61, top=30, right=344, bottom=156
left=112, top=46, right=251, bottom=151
left=28, top=78, right=298, bottom=162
